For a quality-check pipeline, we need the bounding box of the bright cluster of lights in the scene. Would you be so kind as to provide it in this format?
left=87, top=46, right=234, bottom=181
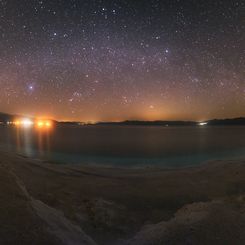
left=36, top=120, right=52, bottom=128
left=13, top=118, right=34, bottom=127
left=11, top=118, right=53, bottom=129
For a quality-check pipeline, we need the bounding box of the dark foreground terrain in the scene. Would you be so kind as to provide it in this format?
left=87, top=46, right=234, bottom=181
left=1, top=150, right=245, bottom=244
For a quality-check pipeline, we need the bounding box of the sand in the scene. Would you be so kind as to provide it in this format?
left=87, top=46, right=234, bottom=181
left=0, top=149, right=245, bottom=244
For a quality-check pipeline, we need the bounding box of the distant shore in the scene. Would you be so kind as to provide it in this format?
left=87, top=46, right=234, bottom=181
left=1, top=111, right=245, bottom=127
left=1, top=149, right=245, bottom=244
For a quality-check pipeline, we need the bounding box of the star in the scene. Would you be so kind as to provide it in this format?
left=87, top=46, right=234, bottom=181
left=28, top=85, right=34, bottom=91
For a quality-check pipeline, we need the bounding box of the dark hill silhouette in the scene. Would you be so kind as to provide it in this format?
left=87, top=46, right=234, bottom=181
left=0, top=112, right=15, bottom=122
left=96, top=120, right=196, bottom=126
left=207, top=117, right=245, bottom=125
left=0, top=112, right=245, bottom=126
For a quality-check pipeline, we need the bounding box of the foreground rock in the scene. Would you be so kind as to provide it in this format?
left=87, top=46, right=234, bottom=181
left=0, top=154, right=96, bottom=245
left=1, top=150, right=245, bottom=244
left=124, top=199, right=245, bottom=245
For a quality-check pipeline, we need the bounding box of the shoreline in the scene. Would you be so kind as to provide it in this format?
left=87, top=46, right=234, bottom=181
left=2, top=142, right=245, bottom=172
left=1, top=149, right=245, bottom=244
left=14, top=149, right=245, bottom=173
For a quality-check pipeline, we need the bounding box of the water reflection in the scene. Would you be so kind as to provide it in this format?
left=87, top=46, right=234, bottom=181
left=15, top=127, right=21, bottom=152
left=12, top=127, right=52, bottom=157
left=23, top=128, right=34, bottom=156
left=0, top=125, right=244, bottom=167
left=37, top=130, right=51, bottom=156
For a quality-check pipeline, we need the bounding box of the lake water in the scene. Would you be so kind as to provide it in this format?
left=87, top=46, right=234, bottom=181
left=0, top=125, right=245, bottom=168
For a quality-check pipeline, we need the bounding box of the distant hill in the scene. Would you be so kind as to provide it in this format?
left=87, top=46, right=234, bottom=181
left=95, top=120, right=196, bottom=126
left=0, top=112, right=16, bottom=122
left=95, top=118, right=245, bottom=126
left=0, top=112, right=244, bottom=126
left=207, top=117, right=245, bottom=125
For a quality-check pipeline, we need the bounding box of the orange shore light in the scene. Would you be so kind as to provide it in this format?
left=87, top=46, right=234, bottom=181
left=36, top=120, right=53, bottom=129
left=13, top=118, right=33, bottom=127
left=14, top=120, right=20, bottom=126
left=11, top=118, right=53, bottom=129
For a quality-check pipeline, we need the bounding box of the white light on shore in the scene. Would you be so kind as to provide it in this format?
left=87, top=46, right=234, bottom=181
left=13, top=118, right=34, bottom=128
left=21, top=118, right=34, bottom=127
left=12, top=118, right=53, bottom=129
left=199, top=122, right=208, bottom=126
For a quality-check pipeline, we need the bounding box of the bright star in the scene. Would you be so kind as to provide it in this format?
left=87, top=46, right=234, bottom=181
left=28, top=85, right=34, bottom=91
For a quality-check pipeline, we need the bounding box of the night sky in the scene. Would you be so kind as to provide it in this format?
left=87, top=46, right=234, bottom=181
left=0, top=0, right=244, bottom=122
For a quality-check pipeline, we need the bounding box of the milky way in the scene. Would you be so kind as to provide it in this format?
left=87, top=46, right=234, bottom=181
left=0, top=0, right=244, bottom=121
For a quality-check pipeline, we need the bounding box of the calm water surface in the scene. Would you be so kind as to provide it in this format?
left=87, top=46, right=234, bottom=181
left=0, top=125, right=245, bottom=167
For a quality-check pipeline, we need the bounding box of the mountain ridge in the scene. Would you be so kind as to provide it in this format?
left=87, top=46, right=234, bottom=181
left=0, top=112, right=245, bottom=125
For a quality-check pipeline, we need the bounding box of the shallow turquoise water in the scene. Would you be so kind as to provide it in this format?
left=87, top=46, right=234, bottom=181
left=0, top=125, right=245, bottom=168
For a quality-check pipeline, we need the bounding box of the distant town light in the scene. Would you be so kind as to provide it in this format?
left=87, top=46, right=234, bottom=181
left=13, top=118, right=33, bottom=127
left=36, top=120, right=52, bottom=129
left=37, top=121, right=44, bottom=127
left=14, top=120, right=20, bottom=126
left=21, top=118, right=34, bottom=127
left=45, top=121, right=51, bottom=127
left=199, top=122, right=208, bottom=126
left=11, top=118, right=53, bottom=129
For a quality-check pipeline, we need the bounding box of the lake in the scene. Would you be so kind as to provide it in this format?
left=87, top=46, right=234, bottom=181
left=0, top=125, right=245, bottom=168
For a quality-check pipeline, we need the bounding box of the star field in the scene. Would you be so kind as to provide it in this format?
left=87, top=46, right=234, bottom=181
left=0, top=0, right=244, bottom=121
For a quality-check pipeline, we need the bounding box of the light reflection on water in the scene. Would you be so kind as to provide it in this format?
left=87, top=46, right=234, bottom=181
left=0, top=125, right=245, bottom=167
left=7, top=127, right=52, bottom=158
